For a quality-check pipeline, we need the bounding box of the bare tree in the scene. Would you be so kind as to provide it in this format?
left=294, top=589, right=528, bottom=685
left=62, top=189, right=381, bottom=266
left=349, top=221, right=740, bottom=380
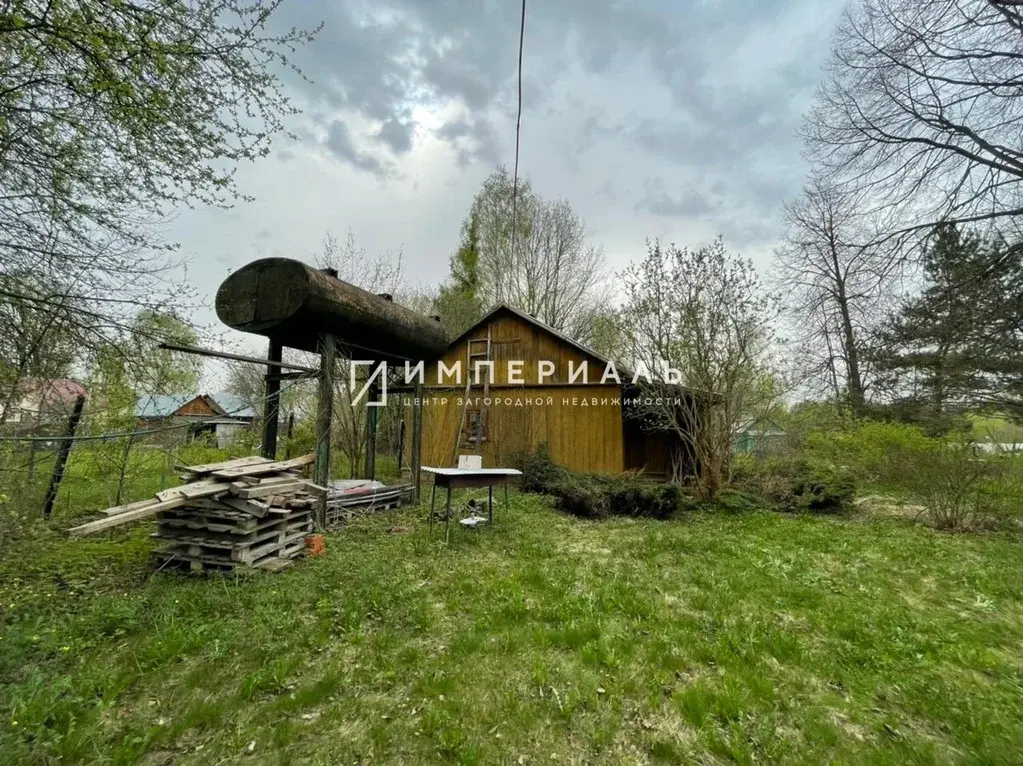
left=509, top=198, right=609, bottom=331
left=458, top=167, right=609, bottom=335
left=774, top=180, right=900, bottom=413
left=804, top=0, right=1023, bottom=245
left=622, top=238, right=782, bottom=497
left=314, top=231, right=409, bottom=477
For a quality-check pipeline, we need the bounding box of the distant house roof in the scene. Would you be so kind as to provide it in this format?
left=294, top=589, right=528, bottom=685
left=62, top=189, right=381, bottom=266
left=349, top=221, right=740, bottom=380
left=21, top=378, right=88, bottom=406
left=212, top=394, right=256, bottom=419
left=736, top=419, right=786, bottom=436
left=135, top=393, right=256, bottom=420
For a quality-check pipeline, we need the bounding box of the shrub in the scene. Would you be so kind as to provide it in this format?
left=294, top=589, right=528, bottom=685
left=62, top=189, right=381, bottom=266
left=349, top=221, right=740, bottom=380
left=787, top=462, right=857, bottom=513
left=599, top=473, right=685, bottom=520
left=514, top=445, right=686, bottom=520
left=893, top=439, right=1013, bottom=530
left=788, top=420, right=1020, bottom=529
left=732, top=456, right=857, bottom=514
left=554, top=476, right=609, bottom=519
left=512, top=442, right=569, bottom=495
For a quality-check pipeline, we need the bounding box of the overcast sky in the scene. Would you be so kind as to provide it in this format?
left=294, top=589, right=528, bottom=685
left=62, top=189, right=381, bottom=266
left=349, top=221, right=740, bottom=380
left=172, top=0, right=846, bottom=360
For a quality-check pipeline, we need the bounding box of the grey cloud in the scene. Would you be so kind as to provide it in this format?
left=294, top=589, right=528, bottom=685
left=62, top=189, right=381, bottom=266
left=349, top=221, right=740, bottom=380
left=268, top=0, right=778, bottom=172
left=376, top=118, right=414, bottom=154
left=324, top=120, right=388, bottom=176
left=637, top=178, right=719, bottom=218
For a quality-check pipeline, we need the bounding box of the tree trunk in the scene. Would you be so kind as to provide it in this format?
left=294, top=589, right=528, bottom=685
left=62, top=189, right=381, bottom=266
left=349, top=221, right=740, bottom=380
left=830, top=245, right=866, bottom=415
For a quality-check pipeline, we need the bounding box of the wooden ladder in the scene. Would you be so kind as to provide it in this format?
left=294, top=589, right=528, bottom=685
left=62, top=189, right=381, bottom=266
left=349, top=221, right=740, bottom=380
left=450, top=328, right=492, bottom=465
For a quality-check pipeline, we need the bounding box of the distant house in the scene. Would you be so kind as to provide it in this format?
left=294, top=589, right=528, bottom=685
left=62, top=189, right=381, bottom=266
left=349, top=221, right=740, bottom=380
left=0, top=378, right=88, bottom=427
left=734, top=419, right=787, bottom=455
left=135, top=393, right=256, bottom=448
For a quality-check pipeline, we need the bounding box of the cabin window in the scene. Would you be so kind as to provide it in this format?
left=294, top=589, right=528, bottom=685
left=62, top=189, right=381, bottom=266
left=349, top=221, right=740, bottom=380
left=464, top=408, right=486, bottom=442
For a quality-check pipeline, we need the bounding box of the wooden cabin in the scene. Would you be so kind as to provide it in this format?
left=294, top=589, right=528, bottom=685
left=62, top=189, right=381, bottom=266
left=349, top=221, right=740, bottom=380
left=404, top=304, right=700, bottom=478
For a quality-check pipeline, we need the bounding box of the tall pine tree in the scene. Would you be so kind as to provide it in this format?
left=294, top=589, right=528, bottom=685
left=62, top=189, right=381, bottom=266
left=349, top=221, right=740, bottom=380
left=877, top=223, right=1023, bottom=423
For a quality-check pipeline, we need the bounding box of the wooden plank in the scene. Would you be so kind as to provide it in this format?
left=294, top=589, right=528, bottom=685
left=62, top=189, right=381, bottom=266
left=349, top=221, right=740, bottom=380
left=100, top=498, right=162, bottom=517
left=211, top=453, right=315, bottom=480
left=156, top=481, right=232, bottom=503
left=217, top=495, right=271, bottom=518
left=228, top=477, right=293, bottom=493
left=175, top=455, right=273, bottom=475
left=232, top=480, right=307, bottom=499
left=69, top=497, right=189, bottom=536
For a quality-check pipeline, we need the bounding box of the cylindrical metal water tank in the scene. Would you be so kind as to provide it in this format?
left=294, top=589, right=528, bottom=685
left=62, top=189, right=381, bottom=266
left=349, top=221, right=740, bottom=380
left=215, top=258, right=448, bottom=360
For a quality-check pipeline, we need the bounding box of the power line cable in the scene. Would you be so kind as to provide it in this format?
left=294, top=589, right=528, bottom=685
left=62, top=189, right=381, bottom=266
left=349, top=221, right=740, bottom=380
left=510, top=0, right=527, bottom=259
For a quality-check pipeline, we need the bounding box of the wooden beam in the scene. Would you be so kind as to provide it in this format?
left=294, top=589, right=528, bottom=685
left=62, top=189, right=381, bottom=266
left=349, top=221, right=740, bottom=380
left=156, top=481, right=232, bottom=502
left=411, top=382, right=424, bottom=503
left=68, top=497, right=187, bottom=536
left=262, top=338, right=283, bottom=459
left=42, top=394, right=85, bottom=518
left=315, top=333, right=336, bottom=524
left=210, top=453, right=315, bottom=479
left=157, top=342, right=318, bottom=373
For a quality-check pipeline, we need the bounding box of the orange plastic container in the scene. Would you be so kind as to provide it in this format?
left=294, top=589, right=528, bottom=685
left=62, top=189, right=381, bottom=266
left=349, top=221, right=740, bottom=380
left=305, top=534, right=326, bottom=557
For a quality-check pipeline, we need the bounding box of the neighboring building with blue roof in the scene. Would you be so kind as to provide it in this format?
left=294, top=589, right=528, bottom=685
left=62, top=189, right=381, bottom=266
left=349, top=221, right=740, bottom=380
left=135, top=393, right=256, bottom=448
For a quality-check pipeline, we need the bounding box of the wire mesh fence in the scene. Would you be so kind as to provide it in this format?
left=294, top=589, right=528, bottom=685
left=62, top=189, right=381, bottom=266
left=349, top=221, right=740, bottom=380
left=0, top=353, right=408, bottom=546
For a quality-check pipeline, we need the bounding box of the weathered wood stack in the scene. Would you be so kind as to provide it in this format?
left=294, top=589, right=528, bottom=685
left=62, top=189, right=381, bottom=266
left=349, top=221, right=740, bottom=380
left=324, top=480, right=414, bottom=528
left=69, top=454, right=326, bottom=573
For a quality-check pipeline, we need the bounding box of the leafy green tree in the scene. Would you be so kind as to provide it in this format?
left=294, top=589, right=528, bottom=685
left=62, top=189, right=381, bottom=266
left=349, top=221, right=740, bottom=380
left=0, top=0, right=317, bottom=405
left=433, top=211, right=485, bottom=334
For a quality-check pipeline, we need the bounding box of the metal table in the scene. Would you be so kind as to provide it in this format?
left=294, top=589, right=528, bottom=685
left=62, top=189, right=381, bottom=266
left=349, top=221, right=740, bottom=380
left=420, top=467, right=522, bottom=542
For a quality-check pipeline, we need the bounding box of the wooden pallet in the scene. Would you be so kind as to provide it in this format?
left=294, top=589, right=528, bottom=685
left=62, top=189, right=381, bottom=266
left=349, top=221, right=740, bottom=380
left=154, top=521, right=310, bottom=564
left=154, top=543, right=305, bottom=573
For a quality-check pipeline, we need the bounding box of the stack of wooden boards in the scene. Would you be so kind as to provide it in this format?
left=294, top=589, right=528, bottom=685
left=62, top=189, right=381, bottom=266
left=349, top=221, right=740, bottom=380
left=325, top=480, right=414, bottom=527
left=69, top=454, right=325, bottom=573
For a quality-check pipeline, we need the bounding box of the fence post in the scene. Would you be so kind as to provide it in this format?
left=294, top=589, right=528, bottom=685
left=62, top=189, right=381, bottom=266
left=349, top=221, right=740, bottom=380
left=42, top=394, right=86, bottom=519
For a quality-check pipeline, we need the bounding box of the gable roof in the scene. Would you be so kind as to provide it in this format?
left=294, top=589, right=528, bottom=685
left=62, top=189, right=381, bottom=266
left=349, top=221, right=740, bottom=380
left=135, top=393, right=256, bottom=420
left=449, top=303, right=617, bottom=369
left=448, top=304, right=724, bottom=401
left=17, top=378, right=88, bottom=405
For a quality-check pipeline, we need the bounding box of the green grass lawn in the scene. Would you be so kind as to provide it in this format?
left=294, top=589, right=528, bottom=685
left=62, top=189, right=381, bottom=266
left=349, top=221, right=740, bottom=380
left=2, top=494, right=1022, bottom=764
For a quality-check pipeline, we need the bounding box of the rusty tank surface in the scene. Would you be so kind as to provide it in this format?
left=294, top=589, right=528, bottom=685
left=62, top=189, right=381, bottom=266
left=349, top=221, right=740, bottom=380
left=215, top=257, right=448, bottom=360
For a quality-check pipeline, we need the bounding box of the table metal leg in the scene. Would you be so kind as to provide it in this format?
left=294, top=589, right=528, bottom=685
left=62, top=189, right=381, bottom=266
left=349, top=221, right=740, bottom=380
left=444, top=485, right=452, bottom=543
left=488, top=485, right=493, bottom=525
left=429, top=482, right=437, bottom=535
left=504, top=483, right=509, bottom=513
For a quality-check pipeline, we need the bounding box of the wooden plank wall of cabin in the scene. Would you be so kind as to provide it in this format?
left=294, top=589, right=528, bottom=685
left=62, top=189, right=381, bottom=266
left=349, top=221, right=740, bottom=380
left=407, top=384, right=625, bottom=474
left=622, top=418, right=670, bottom=477
left=435, top=312, right=608, bottom=386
